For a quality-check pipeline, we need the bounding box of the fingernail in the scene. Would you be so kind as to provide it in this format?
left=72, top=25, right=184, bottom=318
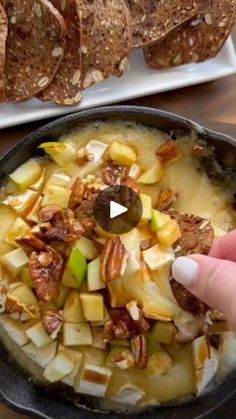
left=172, top=257, right=199, bottom=287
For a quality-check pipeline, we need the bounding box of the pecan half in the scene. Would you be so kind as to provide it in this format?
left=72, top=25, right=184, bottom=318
left=156, top=189, right=177, bottom=211
left=103, top=309, right=137, bottom=342
left=16, top=233, right=46, bottom=251
left=126, top=301, right=150, bottom=334
left=70, top=177, right=86, bottom=207
left=113, top=350, right=135, bottom=369
left=41, top=208, right=84, bottom=242
left=156, top=139, right=180, bottom=163
left=131, top=335, right=148, bottom=369
left=29, top=246, right=64, bottom=302
left=121, top=176, right=140, bottom=193
left=102, top=160, right=127, bottom=186
left=77, top=148, right=94, bottom=165
left=101, top=237, right=128, bottom=283
left=42, top=309, right=63, bottom=338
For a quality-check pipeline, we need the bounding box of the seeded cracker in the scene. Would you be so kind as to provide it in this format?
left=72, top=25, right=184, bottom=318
left=145, top=0, right=235, bottom=69
left=2, top=0, right=66, bottom=102
left=78, top=0, right=132, bottom=89
left=127, top=0, right=196, bottom=48
left=40, top=0, right=83, bottom=105
left=0, top=4, right=7, bottom=101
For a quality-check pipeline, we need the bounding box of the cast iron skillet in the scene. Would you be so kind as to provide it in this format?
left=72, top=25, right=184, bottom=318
left=0, top=106, right=236, bottom=419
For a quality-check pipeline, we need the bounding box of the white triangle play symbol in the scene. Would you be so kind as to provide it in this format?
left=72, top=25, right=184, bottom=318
left=110, top=201, right=128, bottom=219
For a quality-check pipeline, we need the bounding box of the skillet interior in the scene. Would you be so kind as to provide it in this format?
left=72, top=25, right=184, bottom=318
left=0, top=106, right=236, bottom=419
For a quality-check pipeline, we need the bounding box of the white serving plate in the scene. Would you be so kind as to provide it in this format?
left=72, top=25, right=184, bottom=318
left=0, top=37, right=236, bottom=130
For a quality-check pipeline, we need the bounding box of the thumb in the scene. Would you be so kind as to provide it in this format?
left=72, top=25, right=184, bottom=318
left=172, top=255, right=236, bottom=330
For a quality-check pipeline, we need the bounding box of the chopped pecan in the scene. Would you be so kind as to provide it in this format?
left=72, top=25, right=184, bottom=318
left=16, top=233, right=46, bottom=251
left=126, top=301, right=150, bottom=334
left=166, top=209, right=214, bottom=256
left=156, top=189, right=177, bottom=211
left=193, top=144, right=204, bottom=157
left=80, top=217, right=96, bottom=232
left=5, top=294, right=38, bottom=321
left=70, top=177, right=86, bottom=207
left=101, top=237, right=128, bottom=282
left=131, top=335, right=148, bottom=369
left=39, top=206, right=62, bottom=223
left=29, top=246, right=64, bottom=303
left=75, top=193, right=97, bottom=220
left=42, top=309, right=63, bottom=338
left=113, top=350, right=135, bottom=369
left=114, top=319, right=130, bottom=339
left=157, top=139, right=180, bottom=163
left=43, top=208, right=84, bottom=242
left=77, top=147, right=94, bottom=165
left=102, top=160, right=127, bottom=186
left=0, top=284, right=8, bottom=313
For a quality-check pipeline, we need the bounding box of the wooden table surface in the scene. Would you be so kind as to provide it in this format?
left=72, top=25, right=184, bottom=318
left=0, top=29, right=236, bottom=419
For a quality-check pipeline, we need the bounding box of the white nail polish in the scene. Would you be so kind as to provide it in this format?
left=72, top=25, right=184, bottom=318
left=172, top=257, right=199, bottom=287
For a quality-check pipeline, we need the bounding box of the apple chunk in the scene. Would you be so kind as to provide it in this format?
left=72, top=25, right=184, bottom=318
left=75, top=236, right=97, bottom=260
left=4, top=217, right=30, bottom=246
left=139, top=194, right=152, bottom=222
left=9, top=159, right=42, bottom=191
left=80, top=292, right=104, bottom=322
left=1, top=248, right=29, bottom=278
left=63, top=322, right=93, bottom=346
left=62, top=247, right=87, bottom=289
left=138, top=161, right=164, bottom=185
left=157, top=219, right=181, bottom=247
left=76, top=363, right=112, bottom=397
left=23, top=341, right=57, bottom=368
left=43, top=351, right=75, bottom=383
left=39, top=142, right=76, bottom=167
left=41, top=184, right=71, bottom=209
left=109, top=141, right=137, bottom=166
left=26, top=322, right=53, bottom=348
left=2, top=190, right=38, bottom=216
left=142, top=244, right=174, bottom=270
left=63, top=290, right=86, bottom=323
left=87, top=258, right=105, bottom=292
left=0, top=316, right=29, bottom=346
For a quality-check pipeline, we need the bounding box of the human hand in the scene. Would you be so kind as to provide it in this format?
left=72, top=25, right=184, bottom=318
left=172, top=230, right=236, bottom=330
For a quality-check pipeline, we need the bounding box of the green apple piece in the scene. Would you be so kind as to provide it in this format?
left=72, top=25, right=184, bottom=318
left=9, top=159, right=42, bottom=192
left=58, top=345, right=83, bottom=387
left=0, top=316, right=29, bottom=346
left=120, top=228, right=140, bottom=260
left=63, top=290, right=86, bottom=323
left=43, top=351, right=75, bottom=383
left=26, top=322, right=53, bottom=348
left=1, top=248, right=29, bottom=278
left=75, top=236, right=97, bottom=260
left=41, top=184, right=71, bottom=209
left=23, top=341, right=57, bottom=368
left=21, top=267, right=33, bottom=289
left=62, top=247, right=87, bottom=289
left=76, top=362, right=112, bottom=397
left=142, top=244, right=174, bottom=270
left=150, top=209, right=170, bottom=232
left=149, top=321, right=176, bottom=345
left=43, top=171, right=71, bottom=194
left=54, top=285, right=69, bottom=309
left=2, top=190, right=38, bottom=216
left=4, top=217, right=30, bottom=246
left=39, top=142, right=76, bottom=167
left=92, top=327, right=106, bottom=350
left=80, top=292, right=104, bottom=322
left=109, top=141, right=137, bottom=166
left=105, top=346, right=123, bottom=367
left=140, top=194, right=152, bottom=222
left=26, top=196, right=42, bottom=223
left=87, top=258, right=105, bottom=292
left=90, top=306, right=110, bottom=327
left=63, top=322, right=93, bottom=346
left=138, top=161, right=164, bottom=185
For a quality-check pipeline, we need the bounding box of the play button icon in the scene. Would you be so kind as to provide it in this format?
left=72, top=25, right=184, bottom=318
left=94, top=185, right=143, bottom=234
left=110, top=201, right=128, bottom=219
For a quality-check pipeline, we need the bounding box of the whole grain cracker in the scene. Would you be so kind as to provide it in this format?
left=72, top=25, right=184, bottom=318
left=77, top=0, right=132, bottom=89
left=144, top=0, right=235, bottom=69
left=0, top=4, right=7, bottom=101
left=2, top=0, right=66, bottom=102
left=40, top=0, right=83, bottom=105
left=127, top=0, right=196, bottom=48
